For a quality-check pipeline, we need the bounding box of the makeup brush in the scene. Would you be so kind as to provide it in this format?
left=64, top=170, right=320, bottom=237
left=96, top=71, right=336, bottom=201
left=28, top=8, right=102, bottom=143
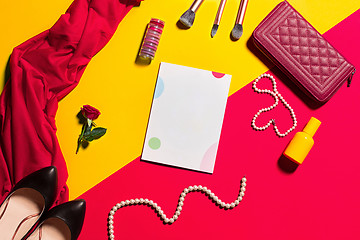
left=179, top=0, right=205, bottom=28
left=231, top=0, right=249, bottom=40
left=211, top=0, right=227, bottom=38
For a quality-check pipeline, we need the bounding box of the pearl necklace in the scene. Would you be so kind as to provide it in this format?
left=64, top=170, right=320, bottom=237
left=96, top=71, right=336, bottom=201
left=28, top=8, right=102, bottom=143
left=108, top=177, right=247, bottom=240
left=251, top=73, right=297, bottom=137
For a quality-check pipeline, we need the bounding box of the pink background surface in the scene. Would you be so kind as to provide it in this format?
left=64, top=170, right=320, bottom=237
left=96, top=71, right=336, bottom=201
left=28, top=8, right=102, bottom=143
left=78, top=9, right=360, bottom=240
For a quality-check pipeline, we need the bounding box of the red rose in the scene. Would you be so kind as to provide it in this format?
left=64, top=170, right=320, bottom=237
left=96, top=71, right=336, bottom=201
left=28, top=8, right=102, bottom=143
left=81, top=105, right=101, bottom=120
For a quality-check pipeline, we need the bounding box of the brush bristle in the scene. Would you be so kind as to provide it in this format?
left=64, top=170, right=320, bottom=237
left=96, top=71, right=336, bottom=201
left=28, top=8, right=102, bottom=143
left=211, top=24, right=218, bottom=38
left=179, top=9, right=195, bottom=28
left=231, top=24, right=243, bottom=40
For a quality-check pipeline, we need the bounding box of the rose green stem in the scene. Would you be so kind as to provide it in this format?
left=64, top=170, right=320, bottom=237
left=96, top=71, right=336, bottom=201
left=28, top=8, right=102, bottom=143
left=76, top=123, right=87, bottom=154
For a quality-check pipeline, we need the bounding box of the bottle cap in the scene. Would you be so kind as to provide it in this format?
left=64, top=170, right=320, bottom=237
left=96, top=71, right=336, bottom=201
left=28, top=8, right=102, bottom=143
left=303, top=117, right=321, bottom=137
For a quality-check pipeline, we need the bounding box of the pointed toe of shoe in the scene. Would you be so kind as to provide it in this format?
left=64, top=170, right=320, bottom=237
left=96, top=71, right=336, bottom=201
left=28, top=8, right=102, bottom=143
left=42, top=199, right=86, bottom=240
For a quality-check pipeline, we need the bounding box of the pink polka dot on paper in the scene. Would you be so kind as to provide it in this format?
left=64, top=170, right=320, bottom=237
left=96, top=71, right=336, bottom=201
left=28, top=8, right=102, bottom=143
left=200, top=143, right=218, bottom=173
left=212, top=72, right=225, bottom=78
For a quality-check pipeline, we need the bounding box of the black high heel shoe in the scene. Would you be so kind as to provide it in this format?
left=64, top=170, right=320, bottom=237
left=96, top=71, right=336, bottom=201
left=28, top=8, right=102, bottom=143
left=0, top=166, right=57, bottom=240
left=24, top=199, right=86, bottom=240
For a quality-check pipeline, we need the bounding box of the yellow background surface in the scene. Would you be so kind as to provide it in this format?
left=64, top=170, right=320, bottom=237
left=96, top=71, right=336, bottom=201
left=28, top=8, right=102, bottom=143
left=0, top=0, right=358, bottom=199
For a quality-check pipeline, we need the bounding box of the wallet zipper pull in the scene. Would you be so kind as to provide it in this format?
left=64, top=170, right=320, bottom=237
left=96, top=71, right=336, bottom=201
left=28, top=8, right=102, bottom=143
left=347, top=69, right=356, bottom=87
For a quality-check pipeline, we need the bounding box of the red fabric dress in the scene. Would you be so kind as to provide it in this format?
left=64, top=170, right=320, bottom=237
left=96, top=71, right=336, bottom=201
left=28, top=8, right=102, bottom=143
left=0, top=0, right=138, bottom=204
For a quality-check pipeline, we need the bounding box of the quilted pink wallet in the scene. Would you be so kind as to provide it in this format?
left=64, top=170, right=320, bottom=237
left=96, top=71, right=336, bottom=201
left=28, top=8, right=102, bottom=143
left=252, top=1, right=356, bottom=103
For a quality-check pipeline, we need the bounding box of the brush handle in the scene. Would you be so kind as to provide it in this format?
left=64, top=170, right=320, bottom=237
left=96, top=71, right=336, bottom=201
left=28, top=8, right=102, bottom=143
left=190, top=0, right=204, bottom=13
left=235, top=0, right=249, bottom=25
left=214, top=0, right=227, bottom=25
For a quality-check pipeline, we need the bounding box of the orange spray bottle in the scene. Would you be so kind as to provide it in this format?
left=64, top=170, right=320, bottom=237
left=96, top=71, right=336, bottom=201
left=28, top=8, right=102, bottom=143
left=283, top=117, right=321, bottom=164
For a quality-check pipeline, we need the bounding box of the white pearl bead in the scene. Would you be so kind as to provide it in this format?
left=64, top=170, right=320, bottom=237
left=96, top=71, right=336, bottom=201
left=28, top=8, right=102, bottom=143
left=221, top=202, right=225, bottom=207
left=139, top=198, right=144, bottom=203
left=188, top=186, right=194, bottom=191
left=109, top=225, right=114, bottom=230
left=112, top=206, right=117, bottom=211
left=164, top=218, right=170, bottom=223
left=130, top=199, right=135, bottom=204
left=109, top=220, right=114, bottom=225
left=125, top=200, right=130, bottom=205
left=181, top=192, right=186, bottom=197
left=230, top=203, right=235, bottom=208
left=240, top=192, right=245, bottom=197
left=242, top=178, right=247, bottom=182
left=179, top=202, right=183, bottom=207
left=180, top=197, right=185, bottom=202
left=144, top=199, right=149, bottom=204
left=210, top=193, right=215, bottom=198
left=169, top=218, right=174, bottom=224
left=234, top=200, right=240, bottom=205
left=203, top=186, right=207, bottom=191
left=238, top=196, right=243, bottom=201
left=110, top=210, right=115, bottom=215
left=135, top=199, right=140, bottom=204
left=109, top=235, right=114, bottom=240
left=173, top=215, right=178, bottom=220
left=116, top=203, right=121, bottom=208
left=176, top=206, right=182, bottom=212
left=213, top=196, right=218, bottom=201
left=225, top=204, right=231, bottom=209
left=176, top=210, right=181, bottom=216
left=109, top=229, right=114, bottom=234
left=241, top=182, right=246, bottom=187
left=109, top=215, right=114, bottom=220
left=184, top=188, right=189, bottom=194
left=241, top=187, right=246, bottom=192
